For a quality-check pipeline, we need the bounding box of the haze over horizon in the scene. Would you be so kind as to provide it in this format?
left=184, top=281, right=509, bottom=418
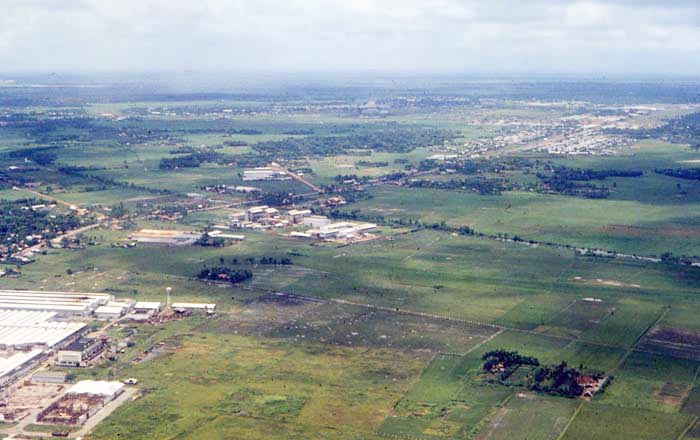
left=1, top=0, right=699, bottom=76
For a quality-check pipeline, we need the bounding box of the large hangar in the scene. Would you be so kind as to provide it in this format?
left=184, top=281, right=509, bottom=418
left=0, top=290, right=112, bottom=316
left=0, top=310, right=86, bottom=348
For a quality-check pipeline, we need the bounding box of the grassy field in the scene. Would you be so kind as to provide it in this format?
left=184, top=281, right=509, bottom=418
left=344, top=184, right=700, bottom=256
left=2, top=95, right=700, bottom=440
left=86, top=328, right=429, bottom=440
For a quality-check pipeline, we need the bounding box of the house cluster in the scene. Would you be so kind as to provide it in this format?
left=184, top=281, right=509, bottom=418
left=577, top=375, right=608, bottom=400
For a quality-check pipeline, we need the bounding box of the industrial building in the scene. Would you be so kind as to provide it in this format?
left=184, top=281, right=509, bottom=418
left=288, top=209, right=312, bottom=223
left=171, top=302, right=217, bottom=314
left=0, top=310, right=87, bottom=349
left=302, top=215, right=331, bottom=228
left=31, top=370, right=68, bottom=384
left=94, top=305, right=126, bottom=320
left=0, top=290, right=112, bottom=316
left=129, top=229, right=203, bottom=246
left=0, top=349, right=44, bottom=387
left=37, top=380, right=125, bottom=425
left=56, top=338, right=106, bottom=367
left=305, top=221, right=378, bottom=240
left=242, top=167, right=288, bottom=181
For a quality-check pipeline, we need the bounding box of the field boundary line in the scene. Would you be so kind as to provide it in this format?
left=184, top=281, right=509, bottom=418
left=677, top=416, right=699, bottom=440
left=555, top=400, right=585, bottom=440
left=246, top=288, right=694, bottom=361
left=614, top=305, right=670, bottom=371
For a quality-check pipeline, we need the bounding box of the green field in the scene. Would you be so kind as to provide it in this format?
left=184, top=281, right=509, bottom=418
left=1, top=86, right=700, bottom=440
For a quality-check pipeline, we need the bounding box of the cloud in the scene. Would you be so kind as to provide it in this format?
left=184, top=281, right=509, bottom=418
left=0, top=0, right=698, bottom=74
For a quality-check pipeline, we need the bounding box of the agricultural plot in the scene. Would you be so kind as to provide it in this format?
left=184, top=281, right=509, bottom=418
left=563, top=403, right=693, bottom=440
left=538, top=299, right=615, bottom=339
left=475, top=393, right=578, bottom=440
left=345, top=185, right=700, bottom=256
left=597, top=351, right=700, bottom=413
left=206, top=294, right=500, bottom=354
left=637, top=325, right=700, bottom=361
left=578, top=299, right=665, bottom=348
left=379, top=355, right=511, bottom=440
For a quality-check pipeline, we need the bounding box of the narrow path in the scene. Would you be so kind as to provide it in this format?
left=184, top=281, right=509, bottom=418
left=269, top=164, right=323, bottom=193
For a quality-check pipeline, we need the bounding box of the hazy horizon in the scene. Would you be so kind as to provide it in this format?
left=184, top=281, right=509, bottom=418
left=2, top=0, right=699, bottom=76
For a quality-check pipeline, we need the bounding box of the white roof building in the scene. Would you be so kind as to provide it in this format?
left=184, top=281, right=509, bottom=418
left=94, top=306, right=125, bottom=319
left=171, top=303, right=217, bottom=312
left=67, top=380, right=125, bottom=398
left=0, top=349, right=43, bottom=385
left=0, top=310, right=87, bottom=348
left=133, top=301, right=162, bottom=311
left=0, top=290, right=112, bottom=316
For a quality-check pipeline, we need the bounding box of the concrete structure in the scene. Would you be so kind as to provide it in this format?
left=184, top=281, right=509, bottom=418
left=94, top=305, right=125, bottom=320
left=56, top=338, right=105, bottom=367
left=288, top=209, right=312, bottom=223
left=133, top=301, right=163, bottom=313
left=32, top=370, right=67, bottom=384
left=0, top=290, right=112, bottom=316
left=302, top=215, right=331, bottom=228
left=246, top=205, right=269, bottom=221
left=171, top=302, right=217, bottom=314
left=306, top=222, right=378, bottom=240
left=0, top=310, right=86, bottom=348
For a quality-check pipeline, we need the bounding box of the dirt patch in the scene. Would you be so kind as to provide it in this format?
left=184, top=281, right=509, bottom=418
left=572, top=276, right=641, bottom=289
left=638, top=326, right=700, bottom=361
left=655, top=381, right=690, bottom=408
left=0, top=383, right=64, bottom=422
left=682, top=387, right=700, bottom=416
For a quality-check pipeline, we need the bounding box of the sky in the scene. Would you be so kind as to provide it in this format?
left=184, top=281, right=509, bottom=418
left=1, top=0, right=699, bottom=76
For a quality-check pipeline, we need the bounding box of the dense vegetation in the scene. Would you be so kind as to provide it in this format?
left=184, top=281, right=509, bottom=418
left=252, top=128, right=456, bottom=159
left=197, top=266, right=253, bottom=284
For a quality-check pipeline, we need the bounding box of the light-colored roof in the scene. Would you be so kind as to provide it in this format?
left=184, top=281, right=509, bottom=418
left=171, top=302, right=216, bottom=310
left=0, top=290, right=111, bottom=314
left=0, top=310, right=87, bottom=348
left=288, top=209, right=312, bottom=216
left=134, top=301, right=162, bottom=310
left=67, top=380, right=125, bottom=397
left=94, top=306, right=124, bottom=315
left=0, top=349, right=43, bottom=379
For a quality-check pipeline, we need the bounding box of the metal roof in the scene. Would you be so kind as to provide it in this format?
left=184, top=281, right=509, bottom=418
left=0, top=310, right=86, bottom=348
left=67, top=380, right=125, bottom=397
left=0, top=349, right=43, bottom=379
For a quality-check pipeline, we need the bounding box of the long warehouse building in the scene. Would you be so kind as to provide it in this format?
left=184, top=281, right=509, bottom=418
left=0, top=310, right=87, bottom=348
left=0, top=290, right=112, bottom=316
